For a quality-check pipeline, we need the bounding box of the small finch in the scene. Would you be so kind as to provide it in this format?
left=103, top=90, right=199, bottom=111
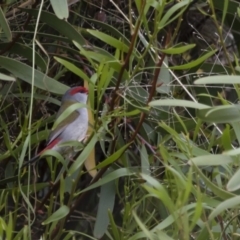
left=22, top=86, right=89, bottom=166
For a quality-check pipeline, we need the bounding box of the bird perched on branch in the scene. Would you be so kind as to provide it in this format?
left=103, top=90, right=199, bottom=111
left=22, top=86, right=89, bottom=167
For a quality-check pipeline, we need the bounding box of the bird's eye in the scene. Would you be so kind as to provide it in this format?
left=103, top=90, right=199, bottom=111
left=79, top=88, right=88, bottom=94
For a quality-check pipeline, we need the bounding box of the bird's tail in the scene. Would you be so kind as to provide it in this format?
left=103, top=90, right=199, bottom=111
left=21, top=155, right=40, bottom=168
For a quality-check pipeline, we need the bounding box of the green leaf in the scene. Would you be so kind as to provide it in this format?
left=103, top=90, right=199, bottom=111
left=149, top=99, right=210, bottom=109
left=195, top=75, right=240, bottom=85
left=50, top=0, right=69, bottom=19
left=0, top=56, right=68, bottom=94
left=41, top=149, right=68, bottom=170
left=224, top=147, right=240, bottom=156
left=52, top=102, right=87, bottom=130
left=87, top=29, right=129, bottom=52
left=170, top=50, right=217, bottom=70
left=192, top=163, right=235, bottom=200
left=6, top=212, right=13, bottom=240
left=197, top=105, right=240, bottom=123
left=54, top=57, right=90, bottom=82
left=208, top=196, right=240, bottom=221
left=97, top=62, right=114, bottom=102
left=93, top=170, right=116, bottom=239
left=150, top=203, right=205, bottom=232
left=133, top=211, right=155, bottom=240
left=156, top=57, right=171, bottom=94
left=108, top=211, right=121, bottom=240
left=96, top=143, right=131, bottom=169
left=141, top=174, right=175, bottom=212
left=0, top=42, right=47, bottom=71
left=238, top=7, right=240, bottom=17
left=74, top=41, right=129, bottom=79
left=23, top=9, right=85, bottom=45
left=0, top=73, right=15, bottom=81
left=0, top=6, right=12, bottom=42
left=68, top=134, right=98, bottom=176
left=189, top=154, right=233, bottom=166
left=227, top=168, right=240, bottom=191
left=221, top=125, right=232, bottom=150
left=221, top=0, right=229, bottom=25
left=213, top=0, right=238, bottom=14
left=140, top=144, right=150, bottom=175
left=12, top=93, right=61, bottom=105
left=42, top=205, right=69, bottom=225
left=231, top=122, right=240, bottom=144
left=159, top=1, right=190, bottom=29
left=79, top=168, right=133, bottom=193
left=160, top=44, right=196, bottom=54
left=151, top=231, right=174, bottom=240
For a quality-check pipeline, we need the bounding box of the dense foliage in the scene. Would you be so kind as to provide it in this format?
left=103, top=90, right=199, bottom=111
left=0, top=0, right=240, bottom=239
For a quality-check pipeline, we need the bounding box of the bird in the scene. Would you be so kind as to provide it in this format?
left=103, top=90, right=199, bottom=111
left=22, top=86, right=89, bottom=167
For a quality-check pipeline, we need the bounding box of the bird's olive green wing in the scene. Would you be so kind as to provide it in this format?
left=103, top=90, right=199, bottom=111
left=47, top=101, right=80, bottom=144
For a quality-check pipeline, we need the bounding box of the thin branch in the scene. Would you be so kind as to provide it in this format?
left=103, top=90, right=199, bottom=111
left=129, top=49, right=166, bottom=143
left=109, top=0, right=146, bottom=111
left=127, top=123, right=156, bottom=154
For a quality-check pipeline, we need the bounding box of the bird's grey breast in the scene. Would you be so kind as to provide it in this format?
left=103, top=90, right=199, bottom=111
left=64, top=107, right=88, bottom=142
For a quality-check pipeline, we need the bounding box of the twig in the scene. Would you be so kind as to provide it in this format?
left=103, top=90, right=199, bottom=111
left=127, top=123, right=156, bottom=154
left=129, top=47, right=167, bottom=142
left=109, top=0, right=146, bottom=112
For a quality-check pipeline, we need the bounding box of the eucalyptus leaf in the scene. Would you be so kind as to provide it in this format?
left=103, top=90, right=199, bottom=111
left=195, top=75, right=240, bottom=85
left=227, top=168, right=240, bottom=191
left=42, top=205, right=69, bottom=225
left=94, top=170, right=116, bottom=238
left=189, top=154, right=233, bottom=166
left=50, top=0, right=69, bottom=19
left=0, top=6, right=11, bottom=42
left=0, top=56, right=68, bottom=94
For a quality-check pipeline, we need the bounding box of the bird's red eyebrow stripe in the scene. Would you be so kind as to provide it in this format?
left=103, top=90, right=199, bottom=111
left=70, top=88, right=79, bottom=95
left=39, top=138, right=61, bottom=155
left=70, top=87, right=84, bottom=95
left=70, top=87, right=88, bottom=95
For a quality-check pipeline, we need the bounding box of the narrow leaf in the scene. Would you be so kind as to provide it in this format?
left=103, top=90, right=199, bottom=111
left=96, top=143, right=130, bottom=169
left=50, top=0, right=69, bottom=19
left=0, top=42, right=47, bottom=71
left=197, top=105, right=240, bottom=123
left=79, top=168, right=133, bottom=193
left=0, top=73, right=15, bottom=81
left=52, top=102, right=87, bottom=130
left=209, top=196, right=240, bottom=221
left=42, top=205, right=69, bottom=225
left=160, top=44, right=196, bottom=54
left=159, top=1, right=190, bottom=29
left=93, top=171, right=115, bottom=238
left=68, top=134, right=98, bottom=175
left=54, top=57, right=90, bottom=82
left=87, top=29, right=129, bottom=52
left=0, top=7, right=12, bottom=41
left=195, top=75, right=240, bottom=85
left=156, top=57, right=171, bottom=94
left=227, top=168, right=240, bottom=191
left=140, top=144, right=150, bottom=175
left=149, top=99, right=210, bottom=109
left=23, top=9, right=85, bottom=45
left=170, top=50, right=217, bottom=70
left=189, top=154, right=233, bottom=166
left=0, top=56, right=68, bottom=94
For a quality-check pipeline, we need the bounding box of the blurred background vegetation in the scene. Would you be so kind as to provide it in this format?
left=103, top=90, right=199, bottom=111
left=1, top=0, right=240, bottom=239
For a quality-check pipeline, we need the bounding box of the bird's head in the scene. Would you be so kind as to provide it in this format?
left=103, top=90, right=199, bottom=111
left=62, top=86, right=88, bottom=103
